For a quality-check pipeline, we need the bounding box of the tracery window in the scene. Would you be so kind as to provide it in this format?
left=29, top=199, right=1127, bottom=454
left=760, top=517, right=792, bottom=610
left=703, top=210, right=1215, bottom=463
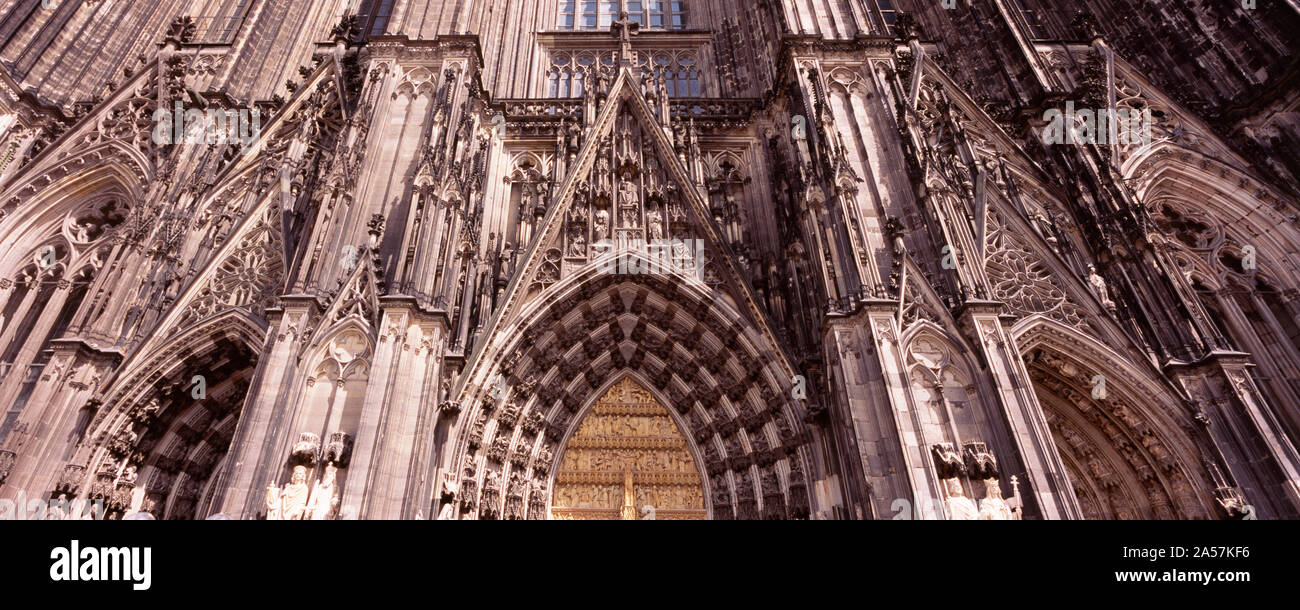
left=558, top=1, right=687, bottom=31
left=654, top=52, right=700, bottom=97
left=1156, top=202, right=1300, bottom=442
left=0, top=196, right=122, bottom=435
left=545, top=50, right=701, bottom=98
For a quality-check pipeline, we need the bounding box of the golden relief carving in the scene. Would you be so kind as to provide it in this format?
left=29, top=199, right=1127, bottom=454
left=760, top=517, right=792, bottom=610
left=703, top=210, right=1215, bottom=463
left=551, top=378, right=706, bottom=520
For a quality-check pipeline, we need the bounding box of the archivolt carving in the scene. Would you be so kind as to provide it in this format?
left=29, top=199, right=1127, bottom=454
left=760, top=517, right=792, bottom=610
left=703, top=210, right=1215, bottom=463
left=1027, top=348, right=1210, bottom=519
left=448, top=273, right=811, bottom=520
left=70, top=316, right=263, bottom=519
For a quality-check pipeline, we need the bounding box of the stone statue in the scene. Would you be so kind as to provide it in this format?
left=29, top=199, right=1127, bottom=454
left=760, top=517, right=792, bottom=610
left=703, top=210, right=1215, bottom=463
left=565, top=119, right=582, bottom=154
left=437, top=476, right=459, bottom=520
left=596, top=154, right=612, bottom=194
left=265, top=485, right=282, bottom=520
left=593, top=208, right=610, bottom=242
left=944, top=478, right=978, bottom=520
left=1087, top=265, right=1116, bottom=312
left=977, top=479, right=1016, bottom=520
left=279, top=465, right=311, bottom=520
left=568, top=227, right=587, bottom=257
left=644, top=155, right=662, bottom=194
left=619, top=175, right=640, bottom=229
left=49, top=494, right=68, bottom=520
left=646, top=205, right=663, bottom=240
left=307, top=463, right=340, bottom=520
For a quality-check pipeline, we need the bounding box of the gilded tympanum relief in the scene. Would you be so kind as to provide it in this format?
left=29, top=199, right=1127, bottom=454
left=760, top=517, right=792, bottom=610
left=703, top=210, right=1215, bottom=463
left=551, top=378, right=705, bottom=520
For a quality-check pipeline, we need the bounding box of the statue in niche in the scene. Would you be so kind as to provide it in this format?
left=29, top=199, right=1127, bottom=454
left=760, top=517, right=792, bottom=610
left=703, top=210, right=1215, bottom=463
left=646, top=204, right=663, bottom=240
left=279, top=465, right=312, bottom=520
left=596, top=151, right=613, bottom=195
left=977, top=478, right=1017, bottom=520
left=593, top=207, right=610, bottom=242
left=596, top=65, right=612, bottom=98
left=619, top=174, right=640, bottom=229
left=1030, top=210, right=1057, bottom=245
left=644, top=155, right=662, bottom=195
left=620, top=468, right=637, bottom=520
left=534, top=182, right=550, bottom=216
left=308, top=463, right=341, bottom=520
left=944, top=478, right=978, bottom=520
left=618, top=114, right=635, bottom=162
left=566, top=119, right=582, bottom=156
left=1087, top=265, right=1116, bottom=312
left=568, top=226, right=587, bottom=257
left=644, top=68, right=665, bottom=118
left=583, top=66, right=597, bottom=106
left=265, top=485, right=283, bottom=520
left=568, top=196, right=589, bottom=224
left=518, top=179, right=535, bottom=216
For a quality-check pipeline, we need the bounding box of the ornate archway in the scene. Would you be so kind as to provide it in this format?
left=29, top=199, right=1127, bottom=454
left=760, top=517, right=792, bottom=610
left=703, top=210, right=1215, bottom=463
left=444, top=272, right=815, bottom=521
left=1015, top=319, right=1217, bottom=519
left=65, top=311, right=265, bottom=519
left=551, top=377, right=705, bottom=520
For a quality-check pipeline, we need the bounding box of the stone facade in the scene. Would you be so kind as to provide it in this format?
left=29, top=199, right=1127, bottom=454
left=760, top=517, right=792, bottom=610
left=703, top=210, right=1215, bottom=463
left=0, top=0, right=1297, bottom=520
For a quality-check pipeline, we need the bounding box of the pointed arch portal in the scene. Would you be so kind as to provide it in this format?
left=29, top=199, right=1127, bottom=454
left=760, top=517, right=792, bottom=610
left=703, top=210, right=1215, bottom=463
left=551, top=377, right=705, bottom=520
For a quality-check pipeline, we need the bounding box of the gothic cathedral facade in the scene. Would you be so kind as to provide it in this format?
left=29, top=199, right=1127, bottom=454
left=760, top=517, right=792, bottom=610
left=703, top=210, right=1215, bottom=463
left=0, top=0, right=1298, bottom=520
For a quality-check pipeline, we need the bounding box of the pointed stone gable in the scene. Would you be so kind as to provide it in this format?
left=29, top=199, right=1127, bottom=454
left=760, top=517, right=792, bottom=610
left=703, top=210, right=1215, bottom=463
left=983, top=206, right=1093, bottom=333
left=493, top=68, right=766, bottom=330
left=172, top=202, right=287, bottom=334
left=319, top=245, right=383, bottom=329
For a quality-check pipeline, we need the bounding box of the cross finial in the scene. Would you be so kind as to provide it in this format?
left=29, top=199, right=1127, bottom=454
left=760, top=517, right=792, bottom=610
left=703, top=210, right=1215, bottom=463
left=611, top=4, right=639, bottom=67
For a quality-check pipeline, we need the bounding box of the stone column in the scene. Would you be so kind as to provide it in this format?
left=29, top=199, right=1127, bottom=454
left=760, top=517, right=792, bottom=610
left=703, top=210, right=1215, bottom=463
left=0, top=342, right=113, bottom=499
left=0, top=280, right=75, bottom=412
left=964, top=303, right=1081, bottom=520
left=343, top=300, right=444, bottom=519
left=212, top=303, right=306, bottom=518
left=852, top=305, right=948, bottom=519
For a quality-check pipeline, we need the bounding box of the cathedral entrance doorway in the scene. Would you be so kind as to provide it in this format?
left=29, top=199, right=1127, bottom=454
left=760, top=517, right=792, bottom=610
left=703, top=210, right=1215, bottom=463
left=550, top=377, right=706, bottom=520
left=1023, top=346, right=1212, bottom=519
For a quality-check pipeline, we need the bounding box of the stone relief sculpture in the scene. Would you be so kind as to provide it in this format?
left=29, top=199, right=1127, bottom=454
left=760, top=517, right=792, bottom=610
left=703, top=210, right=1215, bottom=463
left=618, top=174, right=640, bottom=229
